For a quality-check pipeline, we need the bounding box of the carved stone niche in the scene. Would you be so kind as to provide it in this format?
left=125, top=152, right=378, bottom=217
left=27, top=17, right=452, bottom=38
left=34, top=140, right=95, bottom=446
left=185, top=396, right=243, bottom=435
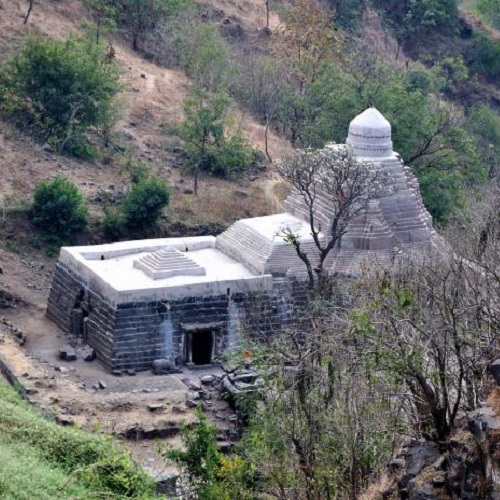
left=180, top=322, right=224, bottom=367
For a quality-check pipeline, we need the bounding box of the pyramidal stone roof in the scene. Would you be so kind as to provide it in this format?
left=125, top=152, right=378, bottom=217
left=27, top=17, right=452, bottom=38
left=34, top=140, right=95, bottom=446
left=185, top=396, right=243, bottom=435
left=219, top=107, right=438, bottom=277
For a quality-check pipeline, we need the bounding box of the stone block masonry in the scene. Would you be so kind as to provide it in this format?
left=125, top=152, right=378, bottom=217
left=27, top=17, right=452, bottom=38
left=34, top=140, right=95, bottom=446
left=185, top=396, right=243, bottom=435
left=46, top=107, right=439, bottom=372
left=47, top=260, right=306, bottom=372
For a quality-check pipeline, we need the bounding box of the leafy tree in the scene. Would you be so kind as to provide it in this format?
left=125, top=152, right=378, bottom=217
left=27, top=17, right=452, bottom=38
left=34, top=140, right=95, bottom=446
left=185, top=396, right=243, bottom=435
left=467, top=30, right=500, bottom=80
left=0, top=36, right=120, bottom=158
left=270, top=0, right=343, bottom=145
left=372, top=0, right=459, bottom=52
left=84, top=0, right=117, bottom=44
left=172, top=21, right=236, bottom=93
left=175, top=85, right=254, bottom=190
left=107, top=0, right=192, bottom=51
left=277, top=146, right=392, bottom=290
left=164, top=409, right=257, bottom=499
left=326, top=0, right=367, bottom=30
left=31, top=178, right=88, bottom=245
left=467, top=104, right=500, bottom=179
left=122, top=177, right=170, bottom=230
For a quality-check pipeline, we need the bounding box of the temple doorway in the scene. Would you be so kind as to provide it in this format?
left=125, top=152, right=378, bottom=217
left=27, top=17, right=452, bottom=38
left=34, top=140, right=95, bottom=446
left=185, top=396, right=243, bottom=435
left=192, top=330, right=213, bottom=365
left=181, top=322, right=223, bottom=366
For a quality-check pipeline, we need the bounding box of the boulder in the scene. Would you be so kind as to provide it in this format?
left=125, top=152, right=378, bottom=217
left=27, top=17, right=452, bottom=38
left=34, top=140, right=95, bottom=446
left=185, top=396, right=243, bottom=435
left=148, top=403, right=164, bottom=412
left=80, top=346, right=96, bottom=362
left=200, top=375, right=214, bottom=385
left=59, top=345, right=77, bottom=361
left=154, top=472, right=178, bottom=496
left=152, top=359, right=171, bottom=375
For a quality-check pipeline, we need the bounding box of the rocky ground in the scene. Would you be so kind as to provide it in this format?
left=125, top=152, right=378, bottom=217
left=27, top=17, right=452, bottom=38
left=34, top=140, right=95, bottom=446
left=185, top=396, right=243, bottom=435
left=0, top=276, right=242, bottom=478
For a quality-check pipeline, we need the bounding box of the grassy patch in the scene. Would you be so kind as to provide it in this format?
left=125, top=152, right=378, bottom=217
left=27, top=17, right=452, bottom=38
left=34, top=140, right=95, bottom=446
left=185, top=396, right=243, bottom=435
left=0, top=379, right=155, bottom=499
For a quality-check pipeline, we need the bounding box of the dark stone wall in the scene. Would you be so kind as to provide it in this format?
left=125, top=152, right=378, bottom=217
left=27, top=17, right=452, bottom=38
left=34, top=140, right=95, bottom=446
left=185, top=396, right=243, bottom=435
left=47, top=264, right=307, bottom=372
left=47, top=263, right=116, bottom=370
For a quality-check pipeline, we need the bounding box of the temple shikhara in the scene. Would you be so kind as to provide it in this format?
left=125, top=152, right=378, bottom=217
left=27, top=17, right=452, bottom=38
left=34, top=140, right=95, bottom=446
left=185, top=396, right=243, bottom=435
left=46, top=108, right=437, bottom=372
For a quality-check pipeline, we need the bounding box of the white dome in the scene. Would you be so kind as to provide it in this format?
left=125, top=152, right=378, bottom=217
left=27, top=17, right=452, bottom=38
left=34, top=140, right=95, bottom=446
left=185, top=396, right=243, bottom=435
left=346, top=107, right=393, bottom=158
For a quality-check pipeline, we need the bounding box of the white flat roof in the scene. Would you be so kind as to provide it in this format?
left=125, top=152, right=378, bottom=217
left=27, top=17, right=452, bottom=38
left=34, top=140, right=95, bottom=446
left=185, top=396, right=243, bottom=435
left=59, top=237, right=273, bottom=304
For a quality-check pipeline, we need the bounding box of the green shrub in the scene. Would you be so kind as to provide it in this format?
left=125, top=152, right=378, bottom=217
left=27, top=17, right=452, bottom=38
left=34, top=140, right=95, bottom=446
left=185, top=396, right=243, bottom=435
left=0, top=36, right=121, bottom=158
left=204, top=132, right=255, bottom=178
left=468, top=30, right=500, bottom=80
left=176, top=86, right=255, bottom=179
left=31, top=177, right=88, bottom=245
left=103, top=208, right=127, bottom=239
left=122, top=177, right=170, bottom=229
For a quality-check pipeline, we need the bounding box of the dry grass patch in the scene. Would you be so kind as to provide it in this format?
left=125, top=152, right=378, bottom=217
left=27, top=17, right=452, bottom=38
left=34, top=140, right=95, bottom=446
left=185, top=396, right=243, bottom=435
left=170, top=177, right=278, bottom=226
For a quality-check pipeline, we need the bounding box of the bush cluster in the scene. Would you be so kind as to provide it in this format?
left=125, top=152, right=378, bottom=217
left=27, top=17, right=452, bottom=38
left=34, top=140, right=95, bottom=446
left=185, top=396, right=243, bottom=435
left=104, top=177, right=171, bottom=239
left=0, top=36, right=120, bottom=158
left=31, top=177, right=88, bottom=245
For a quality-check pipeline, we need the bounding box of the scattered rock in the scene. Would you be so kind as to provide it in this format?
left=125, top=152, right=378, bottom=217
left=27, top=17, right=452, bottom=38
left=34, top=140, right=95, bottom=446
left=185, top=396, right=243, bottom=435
left=406, top=440, right=439, bottom=476
left=56, top=415, right=75, bottom=426
left=152, top=358, right=171, bottom=375
left=201, top=375, right=214, bottom=385
left=432, top=475, right=446, bottom=487
left=148, top=403, right=164, bottom=412
left=126, top=369, right=136, bottom=376
left=112, top=369, right=123, bottom=377
left=186, top=399, right=198, bottom=409
left=59, top=345, right=77, bottom=362
left=80, top=346, right=96, bottom=362
left=98, top=380, right=107, bottom=390
left=390, top=458, right=405, bottom=470
left=187, top=390, right=201, bottom=401
left=182, top=378, right=201, bottom=391
left=432, top=455, right=447, bottom=470
left=216, top=441, right=232, bottom=453
left=154, top=471, right=178, bottom=496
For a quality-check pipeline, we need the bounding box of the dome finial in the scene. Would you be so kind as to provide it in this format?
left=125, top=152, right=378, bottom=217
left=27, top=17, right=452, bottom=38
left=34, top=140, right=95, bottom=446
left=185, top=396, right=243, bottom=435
left=345, top=107, right=393, bottom=158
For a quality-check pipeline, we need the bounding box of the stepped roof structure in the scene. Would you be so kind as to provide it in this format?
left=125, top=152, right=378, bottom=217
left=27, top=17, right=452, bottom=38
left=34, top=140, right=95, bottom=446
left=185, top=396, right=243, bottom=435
left=218, top=106, right=436, bottom=276
left=46, top=108, right=438, bottom=371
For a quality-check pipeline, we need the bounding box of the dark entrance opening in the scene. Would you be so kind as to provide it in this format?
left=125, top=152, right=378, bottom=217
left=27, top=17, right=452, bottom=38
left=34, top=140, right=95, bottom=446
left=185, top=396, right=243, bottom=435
left=181, top=321, right=223, bottom=366
left=192, top=330, right=213, bottom=365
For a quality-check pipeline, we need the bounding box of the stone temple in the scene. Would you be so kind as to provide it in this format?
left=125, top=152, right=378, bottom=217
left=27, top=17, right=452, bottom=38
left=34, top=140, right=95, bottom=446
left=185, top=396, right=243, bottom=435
left=46, top=108, right=437, bottom=372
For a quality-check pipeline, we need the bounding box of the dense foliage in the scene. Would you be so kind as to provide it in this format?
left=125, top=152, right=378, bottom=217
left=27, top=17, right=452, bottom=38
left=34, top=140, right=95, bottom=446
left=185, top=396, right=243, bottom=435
left=31, top=177, right=88, bottom=245
left=104, top=176, right=170, bottom=239
left=0, top=36, right=120, bottom=158
left=122, top=177, right=171, bottom=229
left=174, top=86, right=255, bottom=180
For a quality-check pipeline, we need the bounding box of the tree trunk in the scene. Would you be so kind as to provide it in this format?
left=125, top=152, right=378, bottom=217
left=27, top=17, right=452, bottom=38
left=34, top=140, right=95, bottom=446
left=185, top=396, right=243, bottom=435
left=24, top=0, right=35, bottom=25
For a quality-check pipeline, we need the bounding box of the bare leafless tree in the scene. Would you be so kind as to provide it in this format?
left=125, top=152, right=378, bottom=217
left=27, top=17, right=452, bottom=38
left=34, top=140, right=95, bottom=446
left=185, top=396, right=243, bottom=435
left=276, top=146, right=392, bottom=289
left=357, top=246, right=499, bottom=442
